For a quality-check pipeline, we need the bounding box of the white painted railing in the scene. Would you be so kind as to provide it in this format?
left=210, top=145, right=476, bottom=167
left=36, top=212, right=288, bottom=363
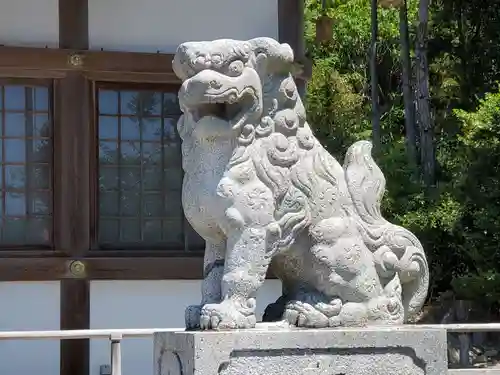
left=0, top=324, right=499, bottom=375
left=433, top=324, right=500, bottom=375
left=0, top=327, right=182, bottom=375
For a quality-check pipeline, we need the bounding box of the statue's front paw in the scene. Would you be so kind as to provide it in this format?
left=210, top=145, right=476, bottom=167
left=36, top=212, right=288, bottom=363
left=185, top=305, right=202, bottom=330
left=284, top=299, right=343, bottom=328
left=284, top=301, right=329, bottom=328
left=200, top=300, right=256, bottom=330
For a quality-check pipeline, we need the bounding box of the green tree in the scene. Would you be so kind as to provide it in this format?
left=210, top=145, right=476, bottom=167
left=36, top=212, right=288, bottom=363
left=304, top=0, right=500, bottom=308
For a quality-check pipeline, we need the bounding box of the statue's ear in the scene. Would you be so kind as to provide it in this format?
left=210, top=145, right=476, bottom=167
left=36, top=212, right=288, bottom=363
left=254, top=52, right=269, bottom=76
left=267, top=43, right=295, bottom=75
left=279, top=43, right=294, bottom=63
left=172, top=44, right=190, bottom=81
left=248, top=38, right=294, bottom=75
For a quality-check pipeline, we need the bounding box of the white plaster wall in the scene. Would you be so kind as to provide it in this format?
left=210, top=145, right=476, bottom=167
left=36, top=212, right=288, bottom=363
left=88, top=0, right=279, bottom=53
left=0, top=281, right=60, bottom=375
left=89, top=279, right=281, bottom=375
left=0, top=0, right=277, bottom=51
left=0, top=0, right=59, bottom=47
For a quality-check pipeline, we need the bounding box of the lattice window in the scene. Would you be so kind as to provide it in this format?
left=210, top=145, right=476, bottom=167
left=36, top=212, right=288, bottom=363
left=0, top=83, right=52, bottom=247
left=96, top=85, right=204, bottom=250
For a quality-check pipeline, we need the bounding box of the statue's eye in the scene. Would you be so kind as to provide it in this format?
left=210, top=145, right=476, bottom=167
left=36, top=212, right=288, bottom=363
left=227, top=60, right=244, bottom=76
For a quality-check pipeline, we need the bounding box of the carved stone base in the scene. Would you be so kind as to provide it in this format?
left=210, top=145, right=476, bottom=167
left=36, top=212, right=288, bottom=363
left=154, top=325, right=447, bottom=375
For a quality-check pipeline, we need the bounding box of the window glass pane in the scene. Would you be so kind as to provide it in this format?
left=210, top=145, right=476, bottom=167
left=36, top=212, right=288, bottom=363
left=34, top=87, right=49, bottom=112
left=29, top=164, right=51, bottom=190
left=99, top=141, right=118, bottom=164
left=35, top=114, right=51, bottom=137
left=99, top=90, right=119, bottom=115
left=99, top=116, right=119, bottom=139
left=120, top=91, right=137, bottom=115
left=0, top=84, right=53, bottom=246
left=97, top=87, right=203, bottom=250
left=4, top=86, right=25, bottom=110
left=162, top=93, right=181, bottom=116
left=120, top=117, right=140, bottom=140
left=5, top=139, right=26, bottom=162
left=142, top=118, right=162, bottom=141
left=5, top=113, right=26, bottom=137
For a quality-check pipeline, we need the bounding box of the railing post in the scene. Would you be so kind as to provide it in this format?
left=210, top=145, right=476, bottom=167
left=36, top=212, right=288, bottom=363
left=110, top=333, right=123, bottom=375
left=455, top=300, right=472, bottom=367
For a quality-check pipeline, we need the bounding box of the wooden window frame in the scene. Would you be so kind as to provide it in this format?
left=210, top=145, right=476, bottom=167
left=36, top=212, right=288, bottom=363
left=0, top=77, right=55, bottom=253
left=90, top=80, right=204, bottom=255
left=0, top=46, right=205, bottom=281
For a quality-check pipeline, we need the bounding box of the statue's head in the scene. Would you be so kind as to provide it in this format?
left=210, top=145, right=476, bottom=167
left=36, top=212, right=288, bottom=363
left=172, top=38, right=296, bottom=142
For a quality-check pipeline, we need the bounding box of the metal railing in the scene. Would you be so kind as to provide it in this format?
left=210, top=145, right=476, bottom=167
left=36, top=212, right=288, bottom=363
left=0, top=327, right=182, bottom=375
left=0, top=324, right=500, bottom=375
left=429, top=324, right=500, bottom=375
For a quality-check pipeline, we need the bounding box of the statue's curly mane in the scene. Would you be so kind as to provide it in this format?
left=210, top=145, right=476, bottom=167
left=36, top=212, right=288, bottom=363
left=224, top=69, right=428, bottom=321
left=225, top=71, right=340, bottom=252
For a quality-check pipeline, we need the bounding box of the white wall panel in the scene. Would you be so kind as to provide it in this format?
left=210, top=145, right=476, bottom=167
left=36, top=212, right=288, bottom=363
left=89, top=0, right=279, bottom=53
left=0, top=281, right=60, bottom=375
left=0, top=0, right=59, bottom=47
left=89, top=279, right=281, bottom=375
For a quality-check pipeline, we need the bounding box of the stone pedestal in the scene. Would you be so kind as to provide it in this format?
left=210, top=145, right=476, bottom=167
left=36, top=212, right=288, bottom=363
left=154, top=325, right=448, bottom=375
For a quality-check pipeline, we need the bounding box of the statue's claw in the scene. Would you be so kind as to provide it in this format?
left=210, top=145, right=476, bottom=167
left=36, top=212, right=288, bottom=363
left=199, top=300, right=256, bottom=330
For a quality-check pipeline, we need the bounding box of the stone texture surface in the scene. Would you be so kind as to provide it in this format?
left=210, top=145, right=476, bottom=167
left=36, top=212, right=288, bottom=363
left=173, top=37, right=429, bottom=331
left=154, top=326, right=448, bottom=375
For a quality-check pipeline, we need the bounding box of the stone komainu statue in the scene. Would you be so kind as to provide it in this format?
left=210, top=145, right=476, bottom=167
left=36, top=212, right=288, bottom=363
left=172, top=37, right=429, bottom=330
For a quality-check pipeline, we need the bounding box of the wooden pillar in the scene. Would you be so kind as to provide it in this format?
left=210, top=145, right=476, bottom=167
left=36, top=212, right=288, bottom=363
left=278, top=0, right=307, bottom=97
left=57, top=1, right=91, bottom=375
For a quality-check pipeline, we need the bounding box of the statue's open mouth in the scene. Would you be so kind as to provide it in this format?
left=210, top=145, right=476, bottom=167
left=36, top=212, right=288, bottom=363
left=187, top=87, right=259, bottom=131
left=179, top=68, right=263, bottom=131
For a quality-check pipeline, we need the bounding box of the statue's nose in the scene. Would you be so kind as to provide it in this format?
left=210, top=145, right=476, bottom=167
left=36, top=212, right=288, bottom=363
left=184, top=79, right=208, bottom=95
left=178, top=74, right=219, bottom=108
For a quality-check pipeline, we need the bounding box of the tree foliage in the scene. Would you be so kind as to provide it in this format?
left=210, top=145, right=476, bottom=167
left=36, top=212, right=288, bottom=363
left=304, top=0, right=500, bottom=309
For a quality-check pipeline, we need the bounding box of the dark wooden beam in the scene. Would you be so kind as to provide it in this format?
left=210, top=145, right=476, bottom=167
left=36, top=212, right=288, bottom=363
left=59, top=0, right=89, bottom=50
left=278, top=0, right=305, bottom=56
left=58, top=82, right=91, bottom=374
left=0, top=28, right=309, bottom=83
left=57, top=1, right=90, bottom=375
left=78, top=257, right=205, bottom=279
left=0, top=257, right=67, bottom=280
left=0, top=256, right=285, bottom=281
left=54, top=75, right=91, bottom=257
left=0, top=46, right=178, bottom=82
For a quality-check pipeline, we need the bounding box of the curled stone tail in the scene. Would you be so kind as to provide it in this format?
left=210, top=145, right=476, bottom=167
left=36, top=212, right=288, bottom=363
left=344, top=140, right=429, bottom=321
left=343, top=140, right=385, bottom=224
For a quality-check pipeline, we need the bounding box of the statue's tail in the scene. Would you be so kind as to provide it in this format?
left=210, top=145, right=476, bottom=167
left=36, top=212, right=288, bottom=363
left=343, top=141, right=429, bottom=321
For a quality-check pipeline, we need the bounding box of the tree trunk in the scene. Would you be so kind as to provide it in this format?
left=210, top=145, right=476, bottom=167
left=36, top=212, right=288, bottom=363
left=457, top=4, right=471, bottom=109
left=399, top=0, right=418, bottom=167
left=370, top=0, right=381, bottom=152
left=415, top=0, right=435, bottom=187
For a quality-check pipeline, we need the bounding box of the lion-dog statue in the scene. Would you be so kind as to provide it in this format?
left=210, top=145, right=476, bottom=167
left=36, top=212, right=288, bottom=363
left=172, top=37, right=429, bottom=330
